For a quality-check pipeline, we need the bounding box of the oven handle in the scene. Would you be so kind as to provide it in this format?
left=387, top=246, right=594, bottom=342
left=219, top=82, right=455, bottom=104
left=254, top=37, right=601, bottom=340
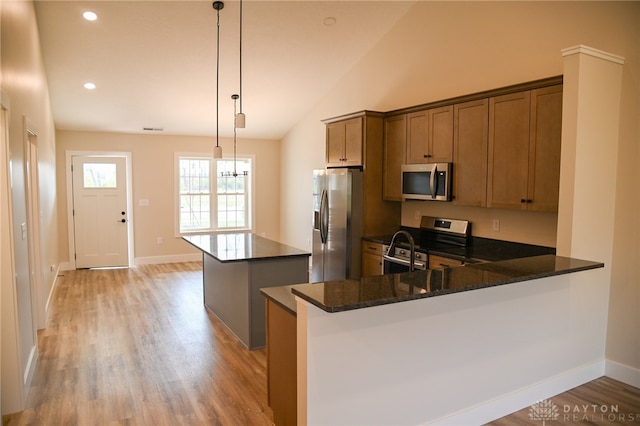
left=383, top=254, right=427, bottom=269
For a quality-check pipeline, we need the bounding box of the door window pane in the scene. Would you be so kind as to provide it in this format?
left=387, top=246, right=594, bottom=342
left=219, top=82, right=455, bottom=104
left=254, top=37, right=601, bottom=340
left=83, top=163, right=117, bottom=188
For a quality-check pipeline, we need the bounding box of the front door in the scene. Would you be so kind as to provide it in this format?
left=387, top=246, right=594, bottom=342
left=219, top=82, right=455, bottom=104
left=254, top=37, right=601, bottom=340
left=72, top=156, right=129, bottom=268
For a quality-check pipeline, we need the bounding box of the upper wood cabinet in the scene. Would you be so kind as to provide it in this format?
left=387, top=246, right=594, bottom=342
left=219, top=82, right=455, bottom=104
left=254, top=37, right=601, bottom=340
left=527, top=85, right=563, bottom=212
left=487, top=85, right=562, bottom=211
left=453, top=99, right=489, bottom=207
left=406, top=106, right=453, bottom=164
left=326, top=117, right=363, bottom=167
left=322, top=111, right=401, bottom=236
left=383, top=114, right=406, bottom=201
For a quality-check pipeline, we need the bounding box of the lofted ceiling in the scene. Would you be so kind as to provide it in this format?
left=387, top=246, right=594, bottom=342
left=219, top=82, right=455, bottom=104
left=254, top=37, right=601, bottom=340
left=34, top=1, right=415, bottom=140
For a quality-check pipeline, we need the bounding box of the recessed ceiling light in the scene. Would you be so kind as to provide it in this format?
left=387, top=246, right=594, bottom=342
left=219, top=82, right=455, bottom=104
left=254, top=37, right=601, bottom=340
left=83, top=11, right=98, bottom=21
left=323, top=17, right=337, bottom=27
left=83, top=82, right=96, bottom=90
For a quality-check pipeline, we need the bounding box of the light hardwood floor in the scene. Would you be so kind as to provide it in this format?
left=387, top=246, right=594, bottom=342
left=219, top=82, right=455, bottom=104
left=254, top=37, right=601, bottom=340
left=4, top=262, right=273, bottom=425
left=4, top=262, right=639, bottom=425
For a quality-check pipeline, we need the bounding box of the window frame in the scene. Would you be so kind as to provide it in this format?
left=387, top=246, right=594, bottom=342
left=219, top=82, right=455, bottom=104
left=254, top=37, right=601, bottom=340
left=175, top=152, right=254, bottom=236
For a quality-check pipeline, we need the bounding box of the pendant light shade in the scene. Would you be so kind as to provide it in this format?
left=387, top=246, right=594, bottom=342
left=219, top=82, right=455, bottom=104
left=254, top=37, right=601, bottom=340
left=235, top=0, right=246, bottom=128
left=212, top=1, right=224, bottom=158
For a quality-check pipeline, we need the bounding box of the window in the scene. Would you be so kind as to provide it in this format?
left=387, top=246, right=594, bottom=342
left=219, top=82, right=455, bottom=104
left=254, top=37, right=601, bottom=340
left=177, top=155, right=252, bottom=233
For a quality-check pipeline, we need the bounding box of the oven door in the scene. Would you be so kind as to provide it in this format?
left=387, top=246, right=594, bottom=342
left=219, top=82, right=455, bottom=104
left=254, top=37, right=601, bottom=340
left=382, top=253, right=427, bottom=274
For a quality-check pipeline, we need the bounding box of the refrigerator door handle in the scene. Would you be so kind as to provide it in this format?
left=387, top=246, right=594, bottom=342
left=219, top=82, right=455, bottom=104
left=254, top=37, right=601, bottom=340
left=320, top=189, right=329, bottom=244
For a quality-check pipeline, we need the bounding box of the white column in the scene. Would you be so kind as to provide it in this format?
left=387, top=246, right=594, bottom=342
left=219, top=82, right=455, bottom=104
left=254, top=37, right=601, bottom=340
left=556, top=45, right=624, bottom=266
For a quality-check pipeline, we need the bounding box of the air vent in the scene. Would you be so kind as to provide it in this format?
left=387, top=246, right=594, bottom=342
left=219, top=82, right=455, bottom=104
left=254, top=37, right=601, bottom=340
left=143, top=127, right=163, bottom=132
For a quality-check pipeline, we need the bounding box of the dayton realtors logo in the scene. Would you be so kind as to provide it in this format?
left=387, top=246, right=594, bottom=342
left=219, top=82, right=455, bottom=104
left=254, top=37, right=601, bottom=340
left=529, top=398, right=640, bottom=424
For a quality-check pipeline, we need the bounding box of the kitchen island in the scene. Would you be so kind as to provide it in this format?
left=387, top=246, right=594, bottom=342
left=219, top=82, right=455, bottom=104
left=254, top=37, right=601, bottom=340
left=262, top=254, right=606, bottom=425
left=183, top=232, right=310, bottom=349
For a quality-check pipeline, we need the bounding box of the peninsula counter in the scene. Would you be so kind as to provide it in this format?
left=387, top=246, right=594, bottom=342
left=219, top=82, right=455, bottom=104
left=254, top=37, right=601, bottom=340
left=183, top=232, right=310, bottom=349
left=261, top=255, right=606, bottom=425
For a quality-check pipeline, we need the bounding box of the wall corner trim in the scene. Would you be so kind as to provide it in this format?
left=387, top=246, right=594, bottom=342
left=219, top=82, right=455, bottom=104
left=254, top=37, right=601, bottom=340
left=561, top=45, right=625, bottom=65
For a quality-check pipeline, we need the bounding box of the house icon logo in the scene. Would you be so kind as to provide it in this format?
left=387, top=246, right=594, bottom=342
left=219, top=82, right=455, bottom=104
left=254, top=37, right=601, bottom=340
left=529, top=398, right=560, bottom=425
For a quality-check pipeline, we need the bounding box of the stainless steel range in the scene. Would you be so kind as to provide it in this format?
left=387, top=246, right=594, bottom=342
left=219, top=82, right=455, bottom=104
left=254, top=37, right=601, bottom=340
left=382, top=216, right=470, bottom=274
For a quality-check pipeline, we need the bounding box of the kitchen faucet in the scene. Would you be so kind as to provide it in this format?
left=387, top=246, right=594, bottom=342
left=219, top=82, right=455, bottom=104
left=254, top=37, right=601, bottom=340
left=386, top=230, right=416, bottom=272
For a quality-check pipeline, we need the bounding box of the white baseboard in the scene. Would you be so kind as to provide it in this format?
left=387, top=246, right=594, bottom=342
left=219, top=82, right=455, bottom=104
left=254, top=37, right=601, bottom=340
left=60, top=254, right=201, bottom=271
left=44, top=265, right=60, bottom=316
left=59, top=261, right=74, bottom=271
left=428, top=360, right=605, bottom=425
left=133, top=253, right=201, bottom=266
left=605, top=358, right=640, bottom=388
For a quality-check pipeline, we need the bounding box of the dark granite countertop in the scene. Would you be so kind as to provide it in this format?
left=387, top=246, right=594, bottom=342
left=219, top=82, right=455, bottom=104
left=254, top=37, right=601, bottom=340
left=289, top=255, right=603, bottom=313
left=183, top=232, right=310, bottom=263
left=363, top=234, right=555, bottom=263
left=261, top=285, right=298, bottom=316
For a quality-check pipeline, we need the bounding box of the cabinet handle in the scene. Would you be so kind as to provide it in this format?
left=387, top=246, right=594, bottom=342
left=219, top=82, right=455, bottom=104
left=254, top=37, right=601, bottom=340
left=423, top=154, right=432, bottom=158
left=521, top=198, right=526, bottom=203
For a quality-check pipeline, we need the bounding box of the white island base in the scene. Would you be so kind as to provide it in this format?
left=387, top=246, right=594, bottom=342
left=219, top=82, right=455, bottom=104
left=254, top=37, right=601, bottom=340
left=295, top=267, right=608, bottom=425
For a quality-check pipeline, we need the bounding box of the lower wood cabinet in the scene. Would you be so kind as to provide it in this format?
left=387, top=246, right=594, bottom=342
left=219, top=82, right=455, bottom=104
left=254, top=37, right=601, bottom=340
left=266, top=299, right=297, bottom=426
left=429, top=254, right=464, bottom=269
left=362, top=241, right=385, bottom=276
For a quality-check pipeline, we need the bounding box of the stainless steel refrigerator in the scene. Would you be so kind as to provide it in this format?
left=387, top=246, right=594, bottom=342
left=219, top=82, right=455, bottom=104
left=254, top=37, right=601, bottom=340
left=312, top=168, right=363, bottom=282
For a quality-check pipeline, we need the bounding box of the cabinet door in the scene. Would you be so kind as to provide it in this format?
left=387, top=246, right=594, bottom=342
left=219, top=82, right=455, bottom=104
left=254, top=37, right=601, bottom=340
left=362, top=241, right=384, bottom=276
left=406, top=110, right=428, bottom=164
left=343, top=117, right=363, bottom=166
left=528, top=85, right=562, bottom=212
left=383, top=115, right=406, bottom=201
left=487, top=91, right=531, bottom=210
left=429, top=105, right=454, bottom=163
left=326, top=121, right=346, bottom=166
left=406, top=106, right=453, bottom=164
left=453, top=99, right=489, bottom=207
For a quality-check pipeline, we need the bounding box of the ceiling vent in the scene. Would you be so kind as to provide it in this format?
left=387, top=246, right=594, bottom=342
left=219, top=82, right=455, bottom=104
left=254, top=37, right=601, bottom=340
left=142, top=127, right=163, bottom=132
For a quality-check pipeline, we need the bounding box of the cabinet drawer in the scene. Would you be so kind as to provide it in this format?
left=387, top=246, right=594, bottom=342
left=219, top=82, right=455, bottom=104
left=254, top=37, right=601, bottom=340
left=429, top=254, right=464, bottom=269
left=362, top=241, right=384, bottom=256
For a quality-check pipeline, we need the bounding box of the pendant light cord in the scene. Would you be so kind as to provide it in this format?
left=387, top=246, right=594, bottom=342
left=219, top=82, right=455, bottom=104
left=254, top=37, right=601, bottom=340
left=215, top=5, right=221, bottom=149
left=239, top=0, right=243, bottom=114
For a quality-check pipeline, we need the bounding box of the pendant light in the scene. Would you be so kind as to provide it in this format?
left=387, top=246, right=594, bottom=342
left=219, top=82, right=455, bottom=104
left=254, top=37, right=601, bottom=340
left=235, top=0, right=246, bottom=128
left=212, top=1, right=224, bottom=158
left=221, top=94, right=248, bottom=177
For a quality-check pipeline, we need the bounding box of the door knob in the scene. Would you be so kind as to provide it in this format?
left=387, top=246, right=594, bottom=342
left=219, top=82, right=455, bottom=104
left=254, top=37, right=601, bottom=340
left=120, top=218, right=126, bottom=223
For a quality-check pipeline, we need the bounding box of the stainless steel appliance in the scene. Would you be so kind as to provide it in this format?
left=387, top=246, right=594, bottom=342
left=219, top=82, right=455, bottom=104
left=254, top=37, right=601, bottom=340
left=312, top=168, right=363, bottom=282
left=401, top=163, right=452, bottom=201
left=382, top=243, right=427, bottom=274
left=382, top=216, right=470, bottom=273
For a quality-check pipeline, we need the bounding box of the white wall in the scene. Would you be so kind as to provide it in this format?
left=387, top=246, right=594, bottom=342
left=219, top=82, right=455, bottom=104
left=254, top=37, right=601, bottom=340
left=55, top=130, right=285, bottom=267
left=1, top=0, right=59, bottom=414
left=281, top=1, right=640, bottom=387
left=297, top=268, right=608, bottom=425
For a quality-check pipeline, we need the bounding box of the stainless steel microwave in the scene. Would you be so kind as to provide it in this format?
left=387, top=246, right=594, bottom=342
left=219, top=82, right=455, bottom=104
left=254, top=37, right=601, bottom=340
left=401, top=163, right=452, bottom=201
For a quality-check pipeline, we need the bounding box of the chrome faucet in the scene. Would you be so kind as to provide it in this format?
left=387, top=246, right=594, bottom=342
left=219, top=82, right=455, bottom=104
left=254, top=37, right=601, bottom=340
left=386, top=230, right=416, bottom=272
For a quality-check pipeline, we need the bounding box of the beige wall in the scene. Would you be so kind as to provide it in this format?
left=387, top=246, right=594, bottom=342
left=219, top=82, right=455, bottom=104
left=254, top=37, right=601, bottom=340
left=1, top=0, right=59, bottom=413
left=280, top=2, right=639, bottom=383
left=55, top=130, right=282, bottom=265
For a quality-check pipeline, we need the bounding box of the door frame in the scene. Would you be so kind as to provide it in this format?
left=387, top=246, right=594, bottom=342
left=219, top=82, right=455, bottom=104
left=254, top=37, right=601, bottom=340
left=64, top=151, right=134, bottom=270
left=22, top=116, right=45, bottom=330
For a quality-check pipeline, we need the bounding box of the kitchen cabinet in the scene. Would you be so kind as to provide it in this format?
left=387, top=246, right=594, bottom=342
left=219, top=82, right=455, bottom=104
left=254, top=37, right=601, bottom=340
left=362, top=241, right=385, bottom=276
left=527, top=85, right=563, bottom=212
left=406, top=106, right=453, bottom=164
left=325, top=116, right=363, bottom=167
left=487, top=85, right=562, bottom=211
left=265, top=298, right=297, bottom=426
left=323, top=111, right=401, bottom=237
left=453, top=99, right=489, bottom=207
left=429, top=254, right=464, bottom=269
left=383, top=114, right=406, bottom=201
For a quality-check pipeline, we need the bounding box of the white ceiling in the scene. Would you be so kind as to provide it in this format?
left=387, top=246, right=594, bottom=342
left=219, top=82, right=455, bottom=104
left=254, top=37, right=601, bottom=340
left=35, top=1, right=415, bottom=139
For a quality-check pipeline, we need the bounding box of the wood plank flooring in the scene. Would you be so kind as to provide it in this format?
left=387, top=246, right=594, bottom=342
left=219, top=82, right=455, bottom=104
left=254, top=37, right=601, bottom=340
left=4, top=262, right=273, bottom=425
left=4, top=262, right=639, bottom=425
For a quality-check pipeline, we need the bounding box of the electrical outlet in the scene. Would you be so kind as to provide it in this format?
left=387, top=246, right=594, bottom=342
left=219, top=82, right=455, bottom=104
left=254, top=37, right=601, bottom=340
left=157, top=237, right=163, bottom=245
left=492, top=219, right=500, bottom=231
left=414, top=210, right=421, bottom=221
